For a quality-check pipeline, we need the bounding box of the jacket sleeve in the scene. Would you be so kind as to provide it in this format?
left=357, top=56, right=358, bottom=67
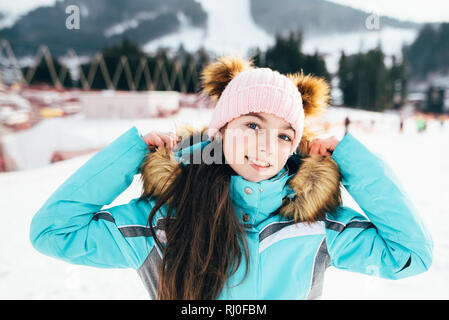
left=325, top=132, right=433, bottom=279
left=29, top=126, right=159, bottom=269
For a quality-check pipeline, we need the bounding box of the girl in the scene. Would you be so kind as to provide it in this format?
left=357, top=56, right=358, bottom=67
left=30, top=55, right=433, bottom=300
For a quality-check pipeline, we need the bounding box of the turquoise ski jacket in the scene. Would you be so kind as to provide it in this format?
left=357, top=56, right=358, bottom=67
left=29, top=126, right=433, bottom=299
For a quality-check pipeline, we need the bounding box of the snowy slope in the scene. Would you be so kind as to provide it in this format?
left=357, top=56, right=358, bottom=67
left=302, top=26, right=418, bottom=73
left=0, top=0, right=57, bottom=29
left=143, top=0, right=274, bottom=57
left=0, top=107, right=448, bottom=299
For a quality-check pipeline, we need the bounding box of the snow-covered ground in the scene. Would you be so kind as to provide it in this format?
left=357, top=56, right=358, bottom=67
left=0, top=107, right=448, bottom=299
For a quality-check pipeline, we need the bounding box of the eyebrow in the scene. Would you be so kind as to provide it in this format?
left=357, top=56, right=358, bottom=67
left=245, top=113, right=294, bottom=131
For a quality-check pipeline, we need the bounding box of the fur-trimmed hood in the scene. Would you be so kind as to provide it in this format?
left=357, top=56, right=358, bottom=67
left=138, top=124, right=342, bottom=223
left=138, top=55, right=343, bottom=223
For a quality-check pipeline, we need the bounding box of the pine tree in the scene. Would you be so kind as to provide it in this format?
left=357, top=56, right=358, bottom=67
left=402, top=23, right=449, bottom=79
left=426, top=86, right=445, bottom=114
left=256, top=30, right=329, bottom=80
left=337, top=47, right=398, bottom=111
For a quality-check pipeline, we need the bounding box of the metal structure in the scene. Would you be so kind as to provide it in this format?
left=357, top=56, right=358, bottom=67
left=0, top=39, right=201, bottom=92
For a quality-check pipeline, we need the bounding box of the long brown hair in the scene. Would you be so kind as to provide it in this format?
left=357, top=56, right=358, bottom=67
left=145, top=134, right=250, bottom=299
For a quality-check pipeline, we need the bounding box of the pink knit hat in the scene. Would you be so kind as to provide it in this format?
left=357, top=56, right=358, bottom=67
left=207, top=68, right=304, bottom=154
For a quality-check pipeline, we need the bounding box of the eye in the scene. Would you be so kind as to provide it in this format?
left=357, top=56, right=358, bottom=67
left=246, top=122, right=259, bottom=130
left=279, top=134, right=292, bottom=142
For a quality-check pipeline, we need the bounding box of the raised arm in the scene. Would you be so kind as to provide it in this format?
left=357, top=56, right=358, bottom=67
left=29, top=126, right=158, bottom=269
left=324, top=132, right=433, bottom=279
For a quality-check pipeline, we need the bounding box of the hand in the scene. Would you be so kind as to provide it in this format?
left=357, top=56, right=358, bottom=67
left=142, top=131, right=181, bottom=150
left=309, top=136, right=340, bottom=156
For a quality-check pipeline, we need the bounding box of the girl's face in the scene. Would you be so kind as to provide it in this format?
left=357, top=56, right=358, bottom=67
left=219, top=112, right=295, bottom=183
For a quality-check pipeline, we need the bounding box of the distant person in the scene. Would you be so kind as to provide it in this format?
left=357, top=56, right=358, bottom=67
left=416, top=117, right=426, bottom=133
left=399, top=118, right=404, bottom=133
left=439, top=116, right=445, bottom=131
left=344, top=116, right=351, bottom=135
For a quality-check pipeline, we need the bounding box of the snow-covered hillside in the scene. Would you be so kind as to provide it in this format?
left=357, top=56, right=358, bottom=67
left=0, top=107, right=448, bottom=299
left=1, top=0, right=418, bottom=74
left=143, top=0, right=274, bottom=56
left=143, top=0, right=418, bottom=72
left=302, top=26, right=418, bottom=73
left=0, top=0, right=57, bottom=28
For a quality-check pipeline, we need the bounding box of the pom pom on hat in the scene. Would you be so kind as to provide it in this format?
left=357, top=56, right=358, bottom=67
left=200, top=55, right=255, bottom=101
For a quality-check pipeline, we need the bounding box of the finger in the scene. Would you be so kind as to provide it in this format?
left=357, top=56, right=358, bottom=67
left=327, top=143, right=336, bottom=152
left=167, top=135, right=177, bottom=149
left=169, top=132, right=179, bottom=141
left=325, top=137, right=336, bottom=151
left=319, top=143, right=327, bottom=156
left=151, top=135, right=164, bottom=147
left=309, top=142, right=316, bottom=154
left=319, top=143, right=331, bottom=156
left=162, top=135, right=173, bottom=149
left=330, top=138, right=339, bottom=151
left=320, top=143, right=331, bottom=156
left=309, top=142, right=319, bottom=155
left=159, top=134, right=174, bottom=148
left=164, top=137, right=172, bottom=149
left=168, top=133, right=180, bottom=148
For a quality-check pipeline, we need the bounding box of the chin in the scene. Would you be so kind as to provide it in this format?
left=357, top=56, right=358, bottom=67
left=228, top=160, right=280, bottom=182
left=242, top=168, right=278, bottom=183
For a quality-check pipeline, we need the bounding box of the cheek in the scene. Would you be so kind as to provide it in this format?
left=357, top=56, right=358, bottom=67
left=242, top=131, right=258, bottom=149
left=222, top=134, right=246, bottom=164
left=273, top=144, right=292, bottom=168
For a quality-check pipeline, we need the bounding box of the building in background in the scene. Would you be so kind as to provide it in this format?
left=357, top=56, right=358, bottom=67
left=78, top=90, right=180, bottom=118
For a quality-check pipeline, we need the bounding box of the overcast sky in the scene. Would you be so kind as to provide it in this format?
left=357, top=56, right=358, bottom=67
left=0, top=0, right=448, bottom=23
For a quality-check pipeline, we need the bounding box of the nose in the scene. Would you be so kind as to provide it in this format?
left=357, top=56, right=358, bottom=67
left=256, top=128, right=275, bottom=156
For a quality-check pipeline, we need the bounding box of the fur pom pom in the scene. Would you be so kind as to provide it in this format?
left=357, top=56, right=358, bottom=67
left=200, top=55, right=254, bottom=100
left=286, top=72, right=331, bottom=117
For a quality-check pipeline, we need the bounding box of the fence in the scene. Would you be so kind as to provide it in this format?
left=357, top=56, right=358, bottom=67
left=0, top=39, right=203, bottom=92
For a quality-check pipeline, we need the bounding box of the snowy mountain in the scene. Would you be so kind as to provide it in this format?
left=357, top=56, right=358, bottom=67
left=0, top=12, right=6, bottom=29
left=0, top=0, right=207, bottom=55
left=0, top=0, right=420, bottom=60
left=250, top=0, right=418, bottom=36
left=144, top=0, right=419, bottom=73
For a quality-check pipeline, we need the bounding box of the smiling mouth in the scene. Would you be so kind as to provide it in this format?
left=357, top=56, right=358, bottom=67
left=245, top=156, right=272, bottom=168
